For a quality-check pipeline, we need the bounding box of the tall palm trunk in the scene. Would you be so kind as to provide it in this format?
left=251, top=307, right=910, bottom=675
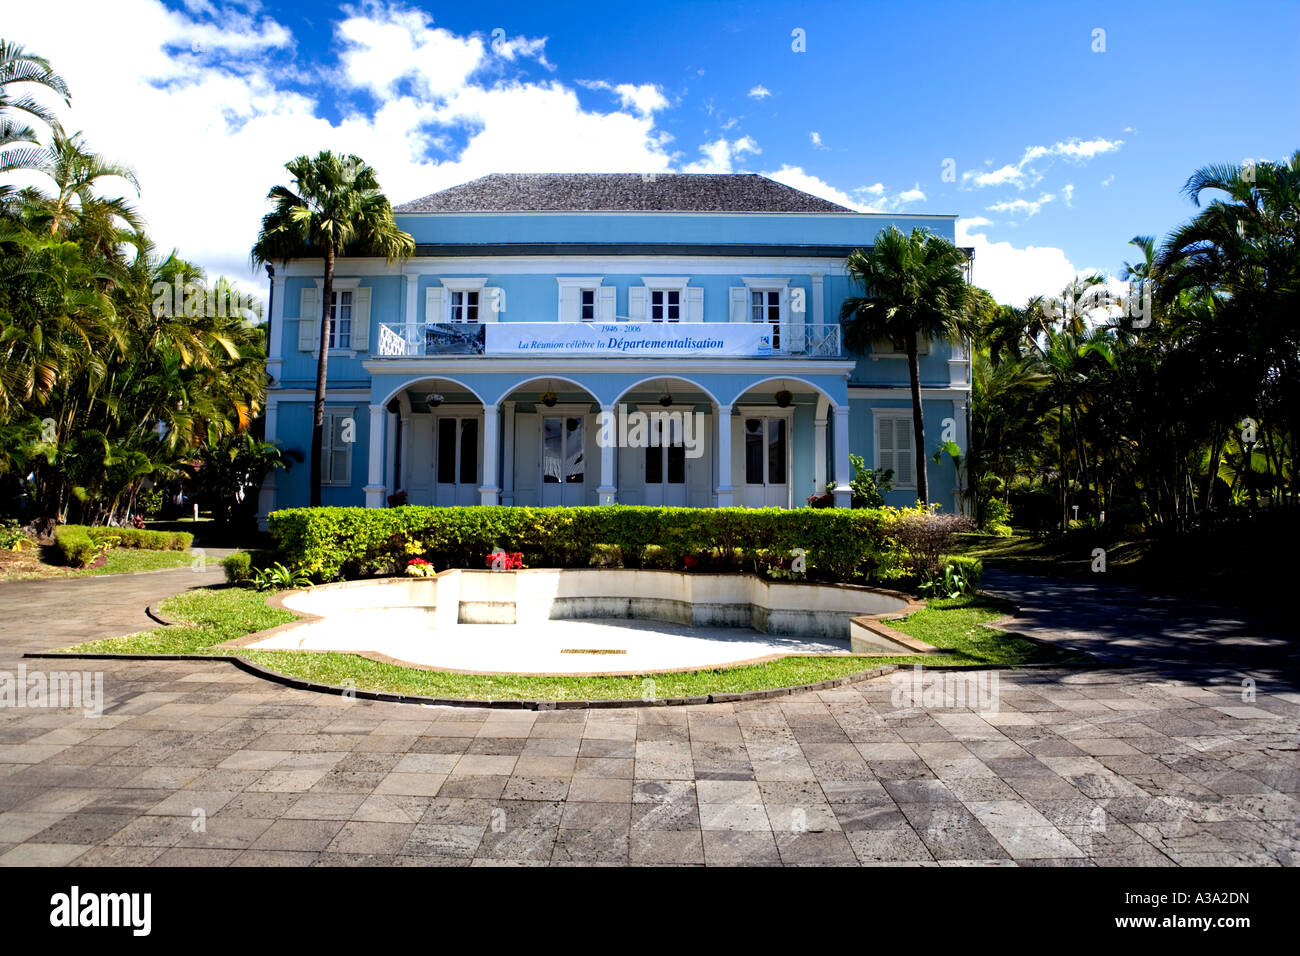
left=906, top=333, right=928, bottom=505
left=310, top=245, right=334, bottom=507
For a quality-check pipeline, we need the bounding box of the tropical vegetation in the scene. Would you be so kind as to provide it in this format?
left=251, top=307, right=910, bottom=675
left=0, top=40, right=275, bottom=528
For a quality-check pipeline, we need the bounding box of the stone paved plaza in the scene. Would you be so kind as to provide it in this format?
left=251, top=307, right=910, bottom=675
left=0, top=565, right=1297, bottom=866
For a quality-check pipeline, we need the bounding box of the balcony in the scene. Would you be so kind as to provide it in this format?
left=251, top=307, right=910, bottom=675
left=375, top=321, right=843, bottom=359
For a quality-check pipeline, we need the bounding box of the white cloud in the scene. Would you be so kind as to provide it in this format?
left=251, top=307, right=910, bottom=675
left=985, top=192, right=1055, bottom=219
left=762, top=166, right=923, bottom=213
left=578, top=79, right=669, bottom=116
left=337, top=4, right=486, bottom=99
left=965, top=164, right=1024, bottom=188
left=1101, top=174, right=1115, bottom=187
left=962, top=136, right=1124, bottom=190
left=764, top=166, right=868, bottom=210
left=684, top=135, right=759, bottom=173
left=896, top=183, right=926, bottom=205
left=1061, top=183, right=1074, bottom=207
left=490, top=32, right=554, bottom=70
left=5, top=0, right=680, bottom=300
left=747, top=85, right=771, bottom=99
left=810, top=131, right=827, bottom=150
left=957, top=218, right=1081, bottom=305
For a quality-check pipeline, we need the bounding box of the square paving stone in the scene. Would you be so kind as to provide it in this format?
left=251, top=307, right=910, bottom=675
left=250, top=818, right=346, bottom=852
left=774, top=829, right=858, bottom=865
left=30, top=811, right=133, bottom=844
left=701, top=829, right=781, bottom=865
left=630, top=829, right=704, bottom=865
left=475, top=825, right=558, bottom=862
left=552, top=827, right=628, bottom=863
left=326, top=821, right=416, bottom=855
left=566, top=776, right=633, bottom=804
left=501, top=775, right=570, bottom=802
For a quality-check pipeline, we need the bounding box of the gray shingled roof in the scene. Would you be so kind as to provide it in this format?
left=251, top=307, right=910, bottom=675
left=394, top=173, right=853, bottom=213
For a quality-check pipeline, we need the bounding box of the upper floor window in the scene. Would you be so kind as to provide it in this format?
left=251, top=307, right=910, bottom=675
left=650, top=289, right=681, bottom=323
left=580, top=289, right=596, bottom=321
left=328, top=290, right=353, bottom=350
left=449, top=290, right=479, bottom=324
left=750, top=289, right=782, bottom=349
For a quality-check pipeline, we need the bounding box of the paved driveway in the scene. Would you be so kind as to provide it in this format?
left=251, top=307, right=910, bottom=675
left=0, top=566, right=1295, bottom=866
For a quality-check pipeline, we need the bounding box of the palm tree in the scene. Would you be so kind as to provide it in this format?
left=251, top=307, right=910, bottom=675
left=0, top=40, right=70, bottom=189
left=251, top=152, right=413, bottom=506
left=19, top=131, right=140, bottom=240
left=840, top=225, right=975, bottom=505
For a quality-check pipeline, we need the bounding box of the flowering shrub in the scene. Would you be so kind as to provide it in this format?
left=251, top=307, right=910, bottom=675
left=884, top=505, right=975, bottom=579
left=486, top=550, right=523, bottom=570
left=404, top=557, right=435, bottom=577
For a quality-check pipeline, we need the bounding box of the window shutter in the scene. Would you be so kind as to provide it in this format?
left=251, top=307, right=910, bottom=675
left=686, top=286, right=704, bottom=323
left=298, top=288, right=319, bottom=351
left=628, top=286, right=646, bottom=321
left=894, top=416, right=915, bottom=486
left=351, top=286, right=372, bottom=351
left=877, top=417, right=894, bottom=477
left=782, top=286, right=804, bottom=353
left=730, top=286, right=749, bottom=323
left=480, top=287, right=500, bottom=323
left=598, top=286, right=616, bottom=322
left=424, top=286, right=444, bottom=324
left=320, top=412, right=334, bottom=483
left=559, top=285, right=579, bottom=323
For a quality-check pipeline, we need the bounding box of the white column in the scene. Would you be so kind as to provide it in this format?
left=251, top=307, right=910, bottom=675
left=954, top=399, right=969, bottom=514
left=256, top=397, right=279, bottom=530
left=809, top=271, right=824, bottom=354
left=810, top=272, right=825, bottom=327
left=266, top=269, right=286, bottom=386
left=715, top=404, right=734, bottom=506
left=399, top=413, right=410, bottom=491
left=832, top=404, right=852, bottom=509
left=364, top=403, right=386, bottom=508
left=502, top=401, right=516, bottom=505
left=598, top=404, right=617, bottom=505
left=479, top=403, right=500, bottom=505
left=404, top=272, right=418, bottom=350
left=814, top=405, right=828, bottom=494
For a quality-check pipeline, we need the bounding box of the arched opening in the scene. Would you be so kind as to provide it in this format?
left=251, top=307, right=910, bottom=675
left=383, top=377, right=486, bottom=507
left=496, top=376, right=602, bottom=507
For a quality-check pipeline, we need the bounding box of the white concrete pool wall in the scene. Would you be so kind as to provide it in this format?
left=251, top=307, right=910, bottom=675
left=279, top=569, right=912, bottom=643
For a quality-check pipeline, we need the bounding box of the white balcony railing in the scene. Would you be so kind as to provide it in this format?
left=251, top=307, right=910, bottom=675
left=375, top=321, right=843, bottom=359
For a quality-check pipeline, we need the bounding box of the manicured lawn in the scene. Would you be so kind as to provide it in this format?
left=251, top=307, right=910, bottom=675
left=0, top=544, right=198, bottom=581
left=59, top=586, right=297, bottom=655
left=53, top=585, right=1084, bottom=701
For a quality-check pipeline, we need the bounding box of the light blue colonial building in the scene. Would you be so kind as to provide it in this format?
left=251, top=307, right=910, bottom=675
left=258, top=173, right=971, bottom=523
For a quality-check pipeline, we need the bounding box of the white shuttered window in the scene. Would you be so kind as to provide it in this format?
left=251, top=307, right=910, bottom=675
left=876, top=414, right=915, bottom=488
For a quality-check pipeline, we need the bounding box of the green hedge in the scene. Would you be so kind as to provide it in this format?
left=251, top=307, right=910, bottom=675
left=268, top=506, right=898, bottom=584
left=63, top=526, right=194, bottom=551
left=221, top=551, right=252, bottom=584
left=54, top=525, right=100, bottom=567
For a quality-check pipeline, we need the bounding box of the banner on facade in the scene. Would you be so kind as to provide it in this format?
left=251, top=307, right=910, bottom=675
left=482, top=322, right=774, bottom=357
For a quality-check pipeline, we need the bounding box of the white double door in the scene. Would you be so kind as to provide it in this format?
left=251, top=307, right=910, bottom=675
left=739, top=414, right=790, bottom=508
left=540, top=414, right=587, bottom=506
left=643, top=413, right=688, bottom=507
left=432, top=413, right=480, bottom=506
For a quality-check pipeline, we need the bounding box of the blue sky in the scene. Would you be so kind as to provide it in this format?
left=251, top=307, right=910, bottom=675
left=8, top=0, right=1299, bottom=304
